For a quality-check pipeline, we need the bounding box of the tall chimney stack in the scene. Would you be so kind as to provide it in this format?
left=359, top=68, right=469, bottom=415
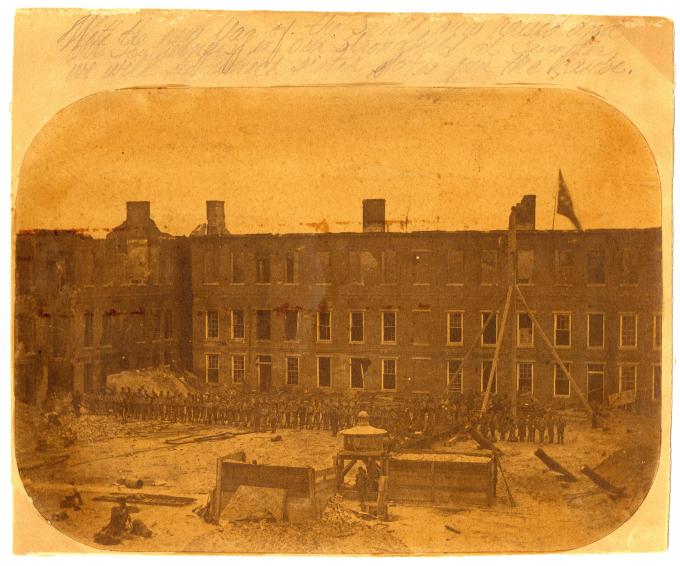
left=126, top=201, right=151, bottom=230
left=362, top=199, right=386, bottom=233
left=509, top=195, right=536, bottom=230
left=206, top=201, right=226, bottom=235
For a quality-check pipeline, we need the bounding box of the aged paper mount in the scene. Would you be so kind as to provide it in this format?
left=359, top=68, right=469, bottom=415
left=11, top=8, right=672, bottom=555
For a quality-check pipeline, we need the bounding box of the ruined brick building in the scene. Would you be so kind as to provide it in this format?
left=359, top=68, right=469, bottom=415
left=14, top=197, right=662, bottom=407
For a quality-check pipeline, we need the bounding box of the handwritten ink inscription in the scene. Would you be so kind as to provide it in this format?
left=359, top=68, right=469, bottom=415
left=55, top=13, right=632, bottom=84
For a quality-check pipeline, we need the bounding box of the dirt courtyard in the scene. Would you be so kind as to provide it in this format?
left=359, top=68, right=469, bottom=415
left=15, top=406, right=661, bottom=554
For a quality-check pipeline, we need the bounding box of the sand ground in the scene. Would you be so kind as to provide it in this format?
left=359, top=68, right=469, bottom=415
left=15, top=406, right=660, bottom=554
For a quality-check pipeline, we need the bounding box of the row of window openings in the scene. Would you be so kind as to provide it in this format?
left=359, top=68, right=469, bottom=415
left=204, top=354, right=661, bottom=400
left=82, top=310, right=174, bottom=347
left=205, top=247, right=646, bottom=286
left=207, top=354, right=395, bottom=391
left=205, top=310, right=662, bottom=351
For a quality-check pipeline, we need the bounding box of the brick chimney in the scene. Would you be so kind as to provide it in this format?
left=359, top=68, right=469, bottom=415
left=509, top=195, right=536, bottom=230
left=362, top=199, right=386, bottom=233
left=206, top=201, right=226, bottom=235
left=126, top=201, right=151, bottom=230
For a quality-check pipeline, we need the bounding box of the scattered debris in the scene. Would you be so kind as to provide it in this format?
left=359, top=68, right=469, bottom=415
left=468, top=427, right=503, bottom=454
left=50, top=510, right=69, bottom=522
left=131, top=518, right=153, bottom=538
left=165, top=431, right=247, bottom=445
left=59, top=483, right=83, bottom=510
left=93, top=492, right=196, bottom=507
left=117, top=478, right=144, bottom=489
left=94, top=499, right=134, bottom=546
left=580, top=465, right=625, bottom=498
left=534, top=448, right=577, bottom=482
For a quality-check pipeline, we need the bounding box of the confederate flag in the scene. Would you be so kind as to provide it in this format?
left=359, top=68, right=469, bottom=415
left=557, top=170, right=583, bottom=231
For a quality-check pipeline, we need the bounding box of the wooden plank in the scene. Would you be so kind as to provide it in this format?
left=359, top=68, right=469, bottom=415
left=515, top=284, right=592, bottom=415
left=481, top=284, right=513, bottom=414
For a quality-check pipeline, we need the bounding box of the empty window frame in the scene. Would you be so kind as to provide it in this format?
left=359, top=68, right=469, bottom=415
left=381, top=311, right=397, bottom=344
left=653, top=314, right=661, bottom=350
left=481, top=250, right=498, bottom=285
left=350, top=358, right=367, bottom=389
left=285, top=251, right=298, bottom=284
left=231, top=309, right=245, bottom=340
left=350, top=311, right=364, bottom=343
left=554, top=313, right=571, bottom=348
left=587, top=313, right=605, bottom=349
left=619, top=364, right=637, bottom=393
left=206, top=310, right=219, bottom=339
left=163, top=309, right=173, bottom=339
left=286, top=357, right=300, bottom=385
left=318, top=356, right=332, bottom=387
left=256, top=310, right=272, bottom=341
left=317, top=311, right=332, bottom=342
left=587, top=249, right=606, bottom=285
left=256, top=253, right=271, bottom=283
left=382, top=359, right=397, bottom=390
left=517, top=249, right=534, bottom=284
left=231, top=252, right=245, bottom=284
left=554, top=248, right=575, bottom=284
left=204, top=250, right=219, bottom=284
left=447, top=311, right=464, bottom=345
left=412, top=250, right=432, bottom=284
left=284, top=310, right=299, bottom=341
left=101, top=312, right=113, bottom=346
left=447, top=359, right=463, bottom=393
left=381, top=250, right=398, bottom=284
left=83, top=311, right=94, bottom=347
left=481, top=311, right=497, bottom=346
left=554, top=363, right=571, bottom=397
left=316, top=251, right=332, bottom=284
left=206, top=353, right=219, bottom=383
left=619, top=313, right=638, bottom=349
left=517, top=362, right=534, bottom=394
left=232, top=355, right=245, bottom=383
left=652, top=365, right=661, bottom=401
left=517, top=312, right=534, bottom=347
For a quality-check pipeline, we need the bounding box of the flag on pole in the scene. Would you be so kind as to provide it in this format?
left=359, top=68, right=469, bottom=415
left=556, top=170, right=583, bottom=231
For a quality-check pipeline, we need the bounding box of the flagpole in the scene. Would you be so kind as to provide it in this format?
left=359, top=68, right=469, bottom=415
left=551, top=189, right=557, bottom=230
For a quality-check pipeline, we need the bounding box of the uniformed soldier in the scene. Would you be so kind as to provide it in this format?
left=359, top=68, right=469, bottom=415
left=546, top=411, right=555, bottom=444
left=537, top=414, right=546, bottom=443
left=556, top=414, right=566, bottom=444
left=527, top=414, right=536, bottom=443
left=517, top=413, right=526, bottom=442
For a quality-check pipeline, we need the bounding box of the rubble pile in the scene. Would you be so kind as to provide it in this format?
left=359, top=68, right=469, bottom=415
left=320, top=494, right=363, bottom=536
left=107, top=367, right=200, bottom=396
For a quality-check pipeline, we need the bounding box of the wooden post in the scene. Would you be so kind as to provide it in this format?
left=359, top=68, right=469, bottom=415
left=481, top=284, right=513, bottom=414
left=507, top=224, right=518, bottom=418
left=445, top=291, right=509, bottom=393
left=377, top=476, right=389, bottom=520
left=514, top=284, right=593, bottom=415
left=212, top=457, right=223, bottom=523
left=307, top=467, right=317, bottom=518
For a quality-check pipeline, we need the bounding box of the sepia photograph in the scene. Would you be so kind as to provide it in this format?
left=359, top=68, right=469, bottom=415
left=9, top=7, right=672, bottom=556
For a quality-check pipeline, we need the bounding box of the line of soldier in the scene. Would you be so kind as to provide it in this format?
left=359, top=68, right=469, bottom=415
left=83, top=387, right=566, bottom=443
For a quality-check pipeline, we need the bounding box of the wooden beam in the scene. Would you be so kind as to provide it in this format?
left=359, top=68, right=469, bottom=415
left=514, top=284, right=593, bottom=415
left=446, top=291, right=508, bottom=393
left=481, top=284, right=513, bottom=414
